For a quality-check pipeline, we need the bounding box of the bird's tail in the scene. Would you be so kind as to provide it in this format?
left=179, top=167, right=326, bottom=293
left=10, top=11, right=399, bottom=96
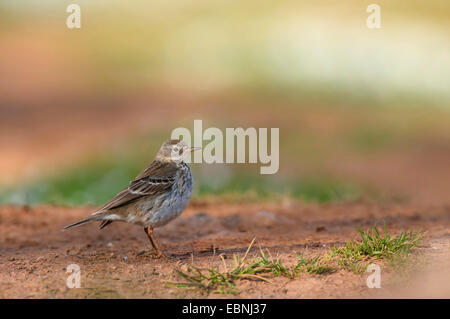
left=63, top=214, right=105, bottom=230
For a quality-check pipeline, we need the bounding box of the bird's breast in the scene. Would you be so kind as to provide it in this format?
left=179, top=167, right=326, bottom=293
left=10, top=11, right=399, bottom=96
left=142, top=164, right=193, bottom=227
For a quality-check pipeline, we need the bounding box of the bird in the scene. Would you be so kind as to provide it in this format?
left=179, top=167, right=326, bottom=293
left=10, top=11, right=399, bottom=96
left=64, top=138, right=200, bottom=258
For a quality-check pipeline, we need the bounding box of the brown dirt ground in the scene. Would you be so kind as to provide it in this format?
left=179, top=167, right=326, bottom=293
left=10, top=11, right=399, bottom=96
left=1, top=202, right=449, bottom=298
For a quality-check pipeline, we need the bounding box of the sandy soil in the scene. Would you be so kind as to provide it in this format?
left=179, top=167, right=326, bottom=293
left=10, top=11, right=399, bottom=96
left=1, top=202, right=449, bottom=298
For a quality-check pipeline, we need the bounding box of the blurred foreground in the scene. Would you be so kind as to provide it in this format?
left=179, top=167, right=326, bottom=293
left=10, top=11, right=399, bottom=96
left=1, top=202, right=449, bottom=298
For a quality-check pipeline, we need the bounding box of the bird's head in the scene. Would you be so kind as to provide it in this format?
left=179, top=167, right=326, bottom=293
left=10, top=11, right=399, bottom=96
left=155, top=138, right=201, bottom=163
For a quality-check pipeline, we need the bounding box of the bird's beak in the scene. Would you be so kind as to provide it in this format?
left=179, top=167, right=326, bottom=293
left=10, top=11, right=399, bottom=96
left=186, top=146, right=201, bottom=153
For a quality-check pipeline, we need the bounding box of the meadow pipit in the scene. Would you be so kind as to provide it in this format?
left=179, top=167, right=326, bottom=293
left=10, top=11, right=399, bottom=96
left=64, top=138, right=200, bottom=258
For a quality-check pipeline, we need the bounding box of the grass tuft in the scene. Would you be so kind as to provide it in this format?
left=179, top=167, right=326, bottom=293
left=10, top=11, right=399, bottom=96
left=167, top=224, right=424, bottom=294
left=292, top=254, right=336, bottom=276
left=166, top=238, right=268, bottom=294
left=330, top=222, right=424, bottom=273
left=166, top=238, right=335, bottom=294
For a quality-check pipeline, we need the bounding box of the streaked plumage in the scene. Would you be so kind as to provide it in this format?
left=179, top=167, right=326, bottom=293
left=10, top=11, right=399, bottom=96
left=64, top=138, right=199, bottom=257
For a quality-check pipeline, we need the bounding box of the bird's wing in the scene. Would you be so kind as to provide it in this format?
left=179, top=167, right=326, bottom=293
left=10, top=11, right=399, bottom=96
left=93, top=160, right=178, bottom=214
left=134, top=159, right=179, bottom=180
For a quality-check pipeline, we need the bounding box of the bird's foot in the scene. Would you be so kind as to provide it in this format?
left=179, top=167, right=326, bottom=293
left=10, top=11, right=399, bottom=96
left=154, top=251, right=177, bottom=260
left=137, top=250, right=175, bottom=260
left=152, top=250, right=163, bottom=259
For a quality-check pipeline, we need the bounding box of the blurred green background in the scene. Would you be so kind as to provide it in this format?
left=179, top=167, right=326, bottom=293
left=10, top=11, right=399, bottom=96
left=1, top=0, right=449, bottom=206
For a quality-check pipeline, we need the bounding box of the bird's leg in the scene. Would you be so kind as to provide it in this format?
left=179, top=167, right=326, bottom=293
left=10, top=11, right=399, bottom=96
left=144, top=226, right=163, bottom=258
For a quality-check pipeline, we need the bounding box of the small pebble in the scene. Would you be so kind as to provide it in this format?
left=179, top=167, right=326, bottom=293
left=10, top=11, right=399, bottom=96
left=107, top=242, right=113, bottom=247
left=123, top=256, right=128, bottom=261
